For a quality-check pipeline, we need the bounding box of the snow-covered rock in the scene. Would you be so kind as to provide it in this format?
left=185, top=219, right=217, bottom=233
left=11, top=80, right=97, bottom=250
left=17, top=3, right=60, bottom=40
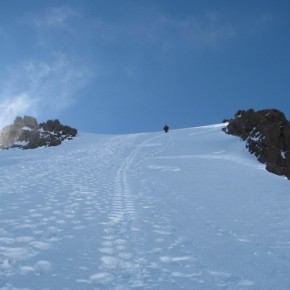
left=0, top=116, right=77, bottom=149
left=223, top=109, right=290, bottom=179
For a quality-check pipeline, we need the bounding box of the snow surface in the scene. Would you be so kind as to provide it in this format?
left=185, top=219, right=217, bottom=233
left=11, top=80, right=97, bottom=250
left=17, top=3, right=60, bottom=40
left=0, top=124, right=290, bottom=290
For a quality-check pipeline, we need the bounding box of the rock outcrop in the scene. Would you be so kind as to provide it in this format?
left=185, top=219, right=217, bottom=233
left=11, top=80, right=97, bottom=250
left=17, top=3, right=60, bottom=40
left=0, top=116, right=77, bottom=150
left=223, top=109, right=290, bottom=179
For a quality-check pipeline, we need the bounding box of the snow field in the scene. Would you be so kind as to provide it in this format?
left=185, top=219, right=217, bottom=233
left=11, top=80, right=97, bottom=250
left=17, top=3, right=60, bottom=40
left=0, top=125, right=290, bottom=289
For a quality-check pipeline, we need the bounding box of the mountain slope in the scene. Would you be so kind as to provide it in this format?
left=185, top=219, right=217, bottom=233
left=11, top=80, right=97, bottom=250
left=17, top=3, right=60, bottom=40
left=0, top=124, right=289, bottom=290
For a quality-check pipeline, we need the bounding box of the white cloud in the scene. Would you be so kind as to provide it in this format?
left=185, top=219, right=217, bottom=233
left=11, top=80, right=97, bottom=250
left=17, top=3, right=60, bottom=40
left=0, top=53, right=91, bottom=129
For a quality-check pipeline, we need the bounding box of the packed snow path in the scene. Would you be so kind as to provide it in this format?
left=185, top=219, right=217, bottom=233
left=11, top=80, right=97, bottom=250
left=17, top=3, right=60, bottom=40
left=0, top=125, right=290, bottom=289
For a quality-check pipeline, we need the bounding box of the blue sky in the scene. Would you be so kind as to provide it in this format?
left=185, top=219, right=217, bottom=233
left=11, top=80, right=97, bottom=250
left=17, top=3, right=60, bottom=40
left=0, top=0, right=289, bottom=134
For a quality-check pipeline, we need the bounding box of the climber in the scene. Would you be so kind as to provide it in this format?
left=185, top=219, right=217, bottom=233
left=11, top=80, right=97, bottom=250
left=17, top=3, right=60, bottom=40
left=163, top=124, right=169, bottom=133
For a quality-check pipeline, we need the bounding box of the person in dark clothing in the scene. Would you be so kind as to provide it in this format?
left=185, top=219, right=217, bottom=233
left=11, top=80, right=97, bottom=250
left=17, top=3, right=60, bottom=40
left=163, top=124, right=169, bottom=133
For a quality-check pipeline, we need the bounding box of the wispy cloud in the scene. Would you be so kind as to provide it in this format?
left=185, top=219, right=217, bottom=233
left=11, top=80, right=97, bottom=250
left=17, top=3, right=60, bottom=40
left=0, top=53, right=91, bottom=128
left=34, top=6, right=80, bottom=28
left=0, top=5, right=92, bottom=129
left=0, top=4, right=237, bottom=130
left=0, top=94, right=35, bottom=129
left=147, top=12, right=235, bottom=51
left=88, top=9, right=235, bottom=55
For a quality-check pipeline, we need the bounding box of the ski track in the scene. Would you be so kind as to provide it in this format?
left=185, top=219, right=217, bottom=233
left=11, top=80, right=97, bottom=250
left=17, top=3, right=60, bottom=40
left=91, top=134, right=206, bottom=290
left=0, top=128, right=290, bottom=289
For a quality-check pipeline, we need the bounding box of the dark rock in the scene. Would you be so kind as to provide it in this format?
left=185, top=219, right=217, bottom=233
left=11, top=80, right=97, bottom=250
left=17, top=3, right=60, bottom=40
left=61, top=125, right=77, bottom=137
left=0, top=116, right=77, bottom=150
left=39, top=120, right=77, bottom=138
left=282, top=123, right=290, bottom=148
left=49, top=137, right=62, bottom=147
left=285, top=152, right=290, bottom=179
left=266, top=163, right=285, bottom=176
left=223, top=109, right=290, bottom=179
left=39, top=119, right=61, bottom=132
left=258, top=109, right=287, bottom=124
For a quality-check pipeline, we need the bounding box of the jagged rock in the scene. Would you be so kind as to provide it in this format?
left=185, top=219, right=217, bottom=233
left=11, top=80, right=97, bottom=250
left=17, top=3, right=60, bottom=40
left=12, top=116, right=38, bottom=129
left=39, top=119, right=61, bottom=132
left=39, top=120, right=77, bottom=138
left=259, top=109, right=287, bottom=124
left=0, top=116, right=77, bottom=150
left=223, top=109, right=290, bottom=179
left=23, top=116, right=38, bottom=129
left=13, top=116, right=25, bottom=128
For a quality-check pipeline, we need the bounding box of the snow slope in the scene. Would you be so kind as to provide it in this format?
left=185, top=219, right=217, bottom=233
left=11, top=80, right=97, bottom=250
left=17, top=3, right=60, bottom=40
left=0, top=124, right=290, bottom=290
